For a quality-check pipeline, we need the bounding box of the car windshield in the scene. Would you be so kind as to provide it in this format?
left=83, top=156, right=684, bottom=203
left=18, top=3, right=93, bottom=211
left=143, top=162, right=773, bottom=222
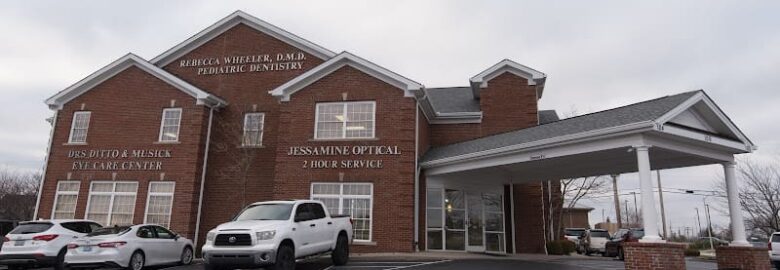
left=590, top=231, right=610, bottom=238
left=87, top=226, right=131, bottom=237
left=9, top=222, right=53, bottom=234
left=234, top=204, right=294, bottom=221
left=564, top=229, right=586, bottom=236
left=772, top=235, right=780, bottom=242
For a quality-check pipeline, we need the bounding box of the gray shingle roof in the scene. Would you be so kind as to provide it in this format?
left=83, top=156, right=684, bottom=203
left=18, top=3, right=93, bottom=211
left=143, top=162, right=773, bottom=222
left=424, top=87, right=480, bottom=113
left=422, top=90, right=700, bottom=163
left=539, top=110, right=559, bottom=124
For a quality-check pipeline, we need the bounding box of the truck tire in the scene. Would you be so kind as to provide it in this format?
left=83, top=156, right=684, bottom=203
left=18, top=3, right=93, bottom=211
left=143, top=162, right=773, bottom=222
left=269, top=244, right=295, bottom=270
left=331, top=233, right=349, bottom=266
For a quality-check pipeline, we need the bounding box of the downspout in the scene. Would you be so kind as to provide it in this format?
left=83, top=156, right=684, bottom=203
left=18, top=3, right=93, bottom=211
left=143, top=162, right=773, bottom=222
left=540, top=182, right=548, bottom=255
left=413, top=105, right=420, bottom=251
left=193, top=106, right=215, bottom=250
left=33, top=110, right=58, bottom=220
left=510, top=183, right=516, bottom=253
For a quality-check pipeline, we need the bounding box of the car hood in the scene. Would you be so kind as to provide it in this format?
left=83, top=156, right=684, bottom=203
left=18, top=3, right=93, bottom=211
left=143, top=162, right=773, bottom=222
left=216, top=220, right=286, bottom=231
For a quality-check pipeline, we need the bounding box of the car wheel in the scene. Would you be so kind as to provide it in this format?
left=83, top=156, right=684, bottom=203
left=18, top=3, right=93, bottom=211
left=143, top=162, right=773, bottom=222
left=269, top=244, right=295, bottom=270
left=127, top=251, right=145, bottom=270
left=331, top=233, right=350, bottom=266
left=618, top=248, right=625, bottom=261
left=180, top=246, right=194, bottom=265
left=54, top=248, right=67, bottom=270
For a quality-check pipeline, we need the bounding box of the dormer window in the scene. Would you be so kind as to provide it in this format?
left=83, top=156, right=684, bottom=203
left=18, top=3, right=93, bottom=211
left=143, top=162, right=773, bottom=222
left=315, top=101, right=375, bottom=139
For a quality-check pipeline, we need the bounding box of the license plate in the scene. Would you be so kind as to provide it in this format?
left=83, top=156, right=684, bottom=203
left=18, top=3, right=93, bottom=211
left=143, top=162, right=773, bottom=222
left=14, top=240, right=23, bottom=246
left=82, top=246, right=92, bottom=252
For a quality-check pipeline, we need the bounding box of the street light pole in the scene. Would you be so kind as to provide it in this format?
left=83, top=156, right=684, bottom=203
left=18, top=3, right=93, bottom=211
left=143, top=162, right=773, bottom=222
left=624, top=199, right=630, bottom=227
left=695, top=208, right=703, bottom=239
left=611, top=174, right=622, bottom=229
left=704, top=200, right=714, bottom=250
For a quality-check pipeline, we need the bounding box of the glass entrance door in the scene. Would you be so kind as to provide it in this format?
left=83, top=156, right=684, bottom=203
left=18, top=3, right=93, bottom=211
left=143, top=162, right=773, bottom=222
left=466, top=192, right=485, bottom=252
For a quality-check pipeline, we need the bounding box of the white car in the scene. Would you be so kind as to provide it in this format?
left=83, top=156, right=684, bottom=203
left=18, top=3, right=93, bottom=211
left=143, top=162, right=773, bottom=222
left=579, top=229, right=610, bottom=255
left=202, top=200, right=353, bottom=270
left=65, top=224, right=193, bottom=270
left=0, top=220, right=103, bottom=270
left=770, top=232, right=780, bottom=269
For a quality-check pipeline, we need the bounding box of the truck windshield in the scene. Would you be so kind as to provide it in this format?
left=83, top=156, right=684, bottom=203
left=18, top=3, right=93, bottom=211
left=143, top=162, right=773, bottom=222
left=234, top=204, right=294, bottom=221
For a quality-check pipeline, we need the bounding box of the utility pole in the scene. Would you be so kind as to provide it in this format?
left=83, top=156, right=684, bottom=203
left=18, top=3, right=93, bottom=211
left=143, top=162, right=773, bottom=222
left=630, top=192, right=639, bottom=226
left=624, top=199, right=630, bottom=227
left=695, top=208, right=703, bottom=239
left=705, top=203, right=714, bottom=250
left=657, top=170, right=668, bottom=239
left=611, top=174, right=622, bottom=229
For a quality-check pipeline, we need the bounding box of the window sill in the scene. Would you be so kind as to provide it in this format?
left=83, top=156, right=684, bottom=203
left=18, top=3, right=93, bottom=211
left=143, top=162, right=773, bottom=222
left=309, top=138, right=379, bottom=142
left=154, top=141, right=181, bottom=144
left=352, top=241, right=377, bottom=246
left=63, top=142, right=87, bottom=146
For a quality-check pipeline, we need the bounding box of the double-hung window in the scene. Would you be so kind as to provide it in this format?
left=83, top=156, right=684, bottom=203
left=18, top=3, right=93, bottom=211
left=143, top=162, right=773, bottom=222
left=85, top=181, right=138, bottom=226
left=68, top=111, right=91, bottom=143
left=144, top=182, right=175, bottom=228
left=311, top=183, right=373, bottom=241
left=158, top=108, right=182, bottom=142
left=52, top=181, right=80, bottom=219
left=242, top=113, right=265, bottom=146
left=315, top=101, right=375, bottom=139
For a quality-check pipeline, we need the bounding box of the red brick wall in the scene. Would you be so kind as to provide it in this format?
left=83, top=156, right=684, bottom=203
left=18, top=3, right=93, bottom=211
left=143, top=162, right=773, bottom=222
left=273, top=66, right=418, bottom=252
left=161, top=23, right=326, bottom=245
left=716, top=246, right=771, bottom=270
left=513, top=183, right=547, bottom=253
left=623, top=242, right=686, bottom=270
left=38, top=66, right=209, bottom=239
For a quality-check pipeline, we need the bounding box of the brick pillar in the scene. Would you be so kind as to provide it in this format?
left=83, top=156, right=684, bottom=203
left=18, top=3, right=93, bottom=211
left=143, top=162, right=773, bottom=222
left=715, top=246, right=771, bottom=270
left=623, top=242, right=686, bottom=270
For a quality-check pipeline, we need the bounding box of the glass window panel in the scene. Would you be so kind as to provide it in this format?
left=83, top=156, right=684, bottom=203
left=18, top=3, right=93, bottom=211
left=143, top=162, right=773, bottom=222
left=159, top=109, right=181, bottom=142
left=486, top=233, right=505, bottom=252
left=92, top=183, right=113, bottom=192
left=311, top=183, right=372, bottom=241
left=115, top=183, right=138, bottom=193
left=483, top=193, right=502, bottom=212
left=445, top=189, right=464, bottom=209
left=445, top=230, right=465, bottom=250
left=426, top=189, right=442, bottom=208
left=445, top=209, right=465, bottom=230
left=427, top=230, right=443, bottom=250
left=485, top=212, right=504, bottom=232
left=426, top=209, right=442, bottom=228
left=312, top=183, right=340, bottom=195
left=149, top=182, right=175, bottom=193
left=69, top=112, right=90, bottom=143
left=58, top=182, right=80, bottom=192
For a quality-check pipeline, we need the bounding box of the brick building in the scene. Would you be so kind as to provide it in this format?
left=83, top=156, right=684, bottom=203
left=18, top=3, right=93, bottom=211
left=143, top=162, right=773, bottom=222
left=34, top=11, right=758, bottom=257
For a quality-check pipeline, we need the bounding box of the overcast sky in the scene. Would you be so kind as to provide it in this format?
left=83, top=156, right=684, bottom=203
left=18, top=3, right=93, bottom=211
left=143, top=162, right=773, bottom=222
left=2, top=1, right=779, bottom=236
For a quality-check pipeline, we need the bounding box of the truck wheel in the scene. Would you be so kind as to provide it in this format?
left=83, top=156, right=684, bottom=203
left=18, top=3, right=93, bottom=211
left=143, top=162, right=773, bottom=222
left=331, top=234, right=349, bottom=266
left=270, top=244, right=295, bottom=270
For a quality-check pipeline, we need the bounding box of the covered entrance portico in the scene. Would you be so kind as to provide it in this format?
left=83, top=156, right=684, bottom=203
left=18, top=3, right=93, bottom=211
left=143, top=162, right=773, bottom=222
left=420, top=91, right=768, bottom=268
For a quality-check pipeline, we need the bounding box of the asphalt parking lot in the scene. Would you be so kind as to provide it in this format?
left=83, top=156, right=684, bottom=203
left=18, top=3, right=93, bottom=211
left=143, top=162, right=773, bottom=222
left=0, top=256, right=719, bottom=270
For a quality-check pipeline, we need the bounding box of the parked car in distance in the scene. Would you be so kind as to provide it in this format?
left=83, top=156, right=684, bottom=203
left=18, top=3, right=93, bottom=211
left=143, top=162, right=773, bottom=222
left=769, top=232, right=780, bottom=269
left=564, top=228, right=587, bottom=249
left=0, top=220, right=102, bottom=270
left=202, top=200, right=353, bottom=270
left=65, top=224, right=193, bottom=270
left=604, top=228, right=645, bottom=260
left=578, top=229, right=611, bottom=256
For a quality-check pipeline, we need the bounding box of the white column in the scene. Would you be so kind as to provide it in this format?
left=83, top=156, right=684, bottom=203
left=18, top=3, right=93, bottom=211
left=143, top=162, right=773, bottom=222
left=724, top=162, right=750, bottom=246
left=636, top=146, right=663, bottom=242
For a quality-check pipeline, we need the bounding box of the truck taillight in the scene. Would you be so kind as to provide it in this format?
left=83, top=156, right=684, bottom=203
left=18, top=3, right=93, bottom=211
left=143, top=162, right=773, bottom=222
left=32, top=234, right=59, bottom=241
left=98, top=241, right=126, bottom=248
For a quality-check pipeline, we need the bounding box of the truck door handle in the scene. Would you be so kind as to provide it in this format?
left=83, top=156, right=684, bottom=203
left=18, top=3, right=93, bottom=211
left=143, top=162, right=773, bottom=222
left=327, top=222, right=333, bottom=225
left=310, top=224, right=316, bottom=227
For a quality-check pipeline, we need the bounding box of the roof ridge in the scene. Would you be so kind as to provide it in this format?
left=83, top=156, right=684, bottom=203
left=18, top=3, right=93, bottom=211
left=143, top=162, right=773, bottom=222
left=554, top=90, right=702, bottom=122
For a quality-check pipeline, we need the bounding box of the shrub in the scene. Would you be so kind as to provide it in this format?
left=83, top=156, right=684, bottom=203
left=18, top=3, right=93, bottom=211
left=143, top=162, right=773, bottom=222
left=547, top=240, right=576, bottom=255
left=560, top=240, right=577, bottom=255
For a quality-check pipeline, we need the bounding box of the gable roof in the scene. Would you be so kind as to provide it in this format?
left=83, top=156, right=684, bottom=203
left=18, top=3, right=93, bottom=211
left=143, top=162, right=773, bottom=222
left=470, top=59, right=547, bottom=98
left=151, top=10, right=336, bottom=66
left=269, top=51, right=424, bottom=102
left=424, top=87, right=480, bottom=114
left=422, top=90, right=712, bottom=163
left=538, top=110, right=560, bottom=124
left=45, top=53, right=226, bottom=110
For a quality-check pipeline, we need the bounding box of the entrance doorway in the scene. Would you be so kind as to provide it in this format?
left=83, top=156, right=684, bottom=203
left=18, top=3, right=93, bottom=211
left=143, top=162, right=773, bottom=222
left=426, top=187, right=505, bottom=253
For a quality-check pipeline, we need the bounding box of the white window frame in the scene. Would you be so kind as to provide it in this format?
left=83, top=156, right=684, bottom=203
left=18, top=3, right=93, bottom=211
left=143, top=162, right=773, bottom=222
left=158, top=108, right=182, bottom=142
left=68, top=111, right=91, bottom=144
left=314, top=101, right=376, bottom=139
left=51, top=181, right=80, bottom=219
left=242, top=112, right=265, bottom=147
left=84, top=181, right=138, bottom=226
left=143, top=181, right=175, bottom=227
left=310, top=182, right=373, bottom=242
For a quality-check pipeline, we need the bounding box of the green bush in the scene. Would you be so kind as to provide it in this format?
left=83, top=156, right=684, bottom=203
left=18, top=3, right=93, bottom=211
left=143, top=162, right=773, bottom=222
left=684, top=248, right=701, bottom=257
left=547, top=240, right=576, bottom=255
left=560, top=240, right=576, bottom=255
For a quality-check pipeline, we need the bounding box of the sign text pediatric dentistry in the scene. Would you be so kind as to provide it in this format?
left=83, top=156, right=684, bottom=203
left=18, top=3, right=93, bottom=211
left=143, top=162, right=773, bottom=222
left=287, top=145, right=401, bottom=169
left=179, top=51, right=306, bottom=76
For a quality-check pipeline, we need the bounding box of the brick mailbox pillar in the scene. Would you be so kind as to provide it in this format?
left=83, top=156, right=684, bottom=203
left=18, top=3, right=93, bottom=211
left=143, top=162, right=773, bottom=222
left=623, top=242, right=686, bottom=270
left=715, top=246, right=771, bottom=270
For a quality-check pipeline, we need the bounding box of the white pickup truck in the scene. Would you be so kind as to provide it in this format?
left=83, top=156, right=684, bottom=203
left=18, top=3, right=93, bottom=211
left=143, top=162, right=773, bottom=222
left=202, top=200, right=353, bottom=270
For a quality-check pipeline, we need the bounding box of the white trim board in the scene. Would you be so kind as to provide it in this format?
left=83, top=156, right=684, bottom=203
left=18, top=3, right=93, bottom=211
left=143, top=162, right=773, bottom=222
left=469, top=59, right=547, bottom=99
left=270, top=52, right=424, bottom=102
left=45, top=54, right=227, bottom=110
left=151, top=10, right=336, bottom=66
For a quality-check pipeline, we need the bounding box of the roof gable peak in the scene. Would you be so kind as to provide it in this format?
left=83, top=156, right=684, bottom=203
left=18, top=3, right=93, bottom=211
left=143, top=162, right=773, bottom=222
left=469, top=59, right=547, bottom=98
left=151, top=10, right=336, bottom=67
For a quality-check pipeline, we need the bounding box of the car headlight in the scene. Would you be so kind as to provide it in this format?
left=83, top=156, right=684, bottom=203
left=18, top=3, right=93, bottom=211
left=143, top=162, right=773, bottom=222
left=206, top=231, right=216, bottom=242
left=256, top=230, right=276, bottom=241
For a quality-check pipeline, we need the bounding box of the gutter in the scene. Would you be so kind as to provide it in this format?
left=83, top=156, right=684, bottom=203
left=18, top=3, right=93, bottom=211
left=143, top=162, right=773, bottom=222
left=33, top=110, right=59, bottom=220
left=193, top=106, right=216, bottom=249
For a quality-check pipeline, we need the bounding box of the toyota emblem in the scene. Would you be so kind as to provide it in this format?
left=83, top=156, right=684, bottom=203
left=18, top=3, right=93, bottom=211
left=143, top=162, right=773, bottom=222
left=228, top=236, right=237, bottom=243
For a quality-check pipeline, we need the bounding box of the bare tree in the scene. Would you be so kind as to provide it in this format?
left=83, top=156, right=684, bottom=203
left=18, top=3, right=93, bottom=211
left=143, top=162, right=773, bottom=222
left=211, top=107, right=261, bottom=208
left=0, top=168, right=41, bottom=220
left=713, top=157, right=780, bottom=238
left=553, top=176, right=610, bottom=239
